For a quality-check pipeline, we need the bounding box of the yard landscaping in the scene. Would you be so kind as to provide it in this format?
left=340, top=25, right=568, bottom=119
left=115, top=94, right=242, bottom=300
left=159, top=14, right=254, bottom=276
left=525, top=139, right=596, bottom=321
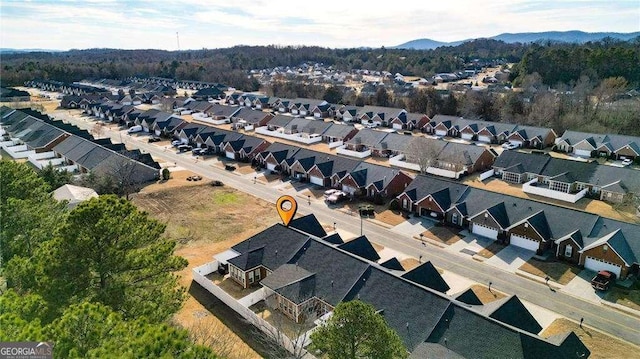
left=469, top=284, right=507, bottom=304
left=422, top=226, right=465, bottom=245
left=133, top=180, right=281, bottom=359
left=541, top=318, right=640, bottom=359
left=518, top=258, right=581, bottom=285
left=605, top=281, right=640, bottom=312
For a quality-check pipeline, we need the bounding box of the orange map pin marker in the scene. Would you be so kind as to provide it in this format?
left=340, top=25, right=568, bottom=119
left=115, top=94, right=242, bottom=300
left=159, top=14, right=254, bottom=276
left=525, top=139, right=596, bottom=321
left=276, top=195, right=297, bottom=226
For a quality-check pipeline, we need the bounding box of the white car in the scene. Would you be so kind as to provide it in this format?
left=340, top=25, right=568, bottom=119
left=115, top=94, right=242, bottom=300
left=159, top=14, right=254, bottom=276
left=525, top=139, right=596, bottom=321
left=127, top=125, right=142, bottom=134
left=325, top=191, right=347, bottom=204
left=323, top=189, right=339, bottom=198
left=502, top=142, right=518, bottom=150
left=621, top=158, right=633, bottom=166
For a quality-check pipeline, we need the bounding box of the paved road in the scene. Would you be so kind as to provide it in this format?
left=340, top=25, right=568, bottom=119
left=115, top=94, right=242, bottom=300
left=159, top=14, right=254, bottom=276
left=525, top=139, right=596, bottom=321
left=55, top=111, right=640, bottom=346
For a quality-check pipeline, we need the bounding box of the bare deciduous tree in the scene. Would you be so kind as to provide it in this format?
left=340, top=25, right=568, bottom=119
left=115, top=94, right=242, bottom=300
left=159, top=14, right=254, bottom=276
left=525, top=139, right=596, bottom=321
left=405, top=137, right=443, bottom=174
left=92, top=122, right=105, bottom=138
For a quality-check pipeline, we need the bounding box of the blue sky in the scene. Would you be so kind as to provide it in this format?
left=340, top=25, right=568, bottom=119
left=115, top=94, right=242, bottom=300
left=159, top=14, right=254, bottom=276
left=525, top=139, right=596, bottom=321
left=1, top=0, right=638, bottom=50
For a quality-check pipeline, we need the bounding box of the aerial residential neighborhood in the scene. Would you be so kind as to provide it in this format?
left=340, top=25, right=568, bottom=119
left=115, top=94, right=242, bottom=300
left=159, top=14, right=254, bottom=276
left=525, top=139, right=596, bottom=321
left=1, top=1, right=640, bottom=358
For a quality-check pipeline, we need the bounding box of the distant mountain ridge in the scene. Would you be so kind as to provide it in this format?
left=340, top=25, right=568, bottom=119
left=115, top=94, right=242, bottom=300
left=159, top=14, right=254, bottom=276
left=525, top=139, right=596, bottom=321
left=0, top=48, right=63, bottom=54
left=396, top=30, right=640, bottom=50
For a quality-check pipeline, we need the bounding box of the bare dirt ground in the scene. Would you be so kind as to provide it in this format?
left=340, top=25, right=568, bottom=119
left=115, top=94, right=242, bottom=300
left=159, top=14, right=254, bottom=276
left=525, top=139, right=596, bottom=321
left=400, top=258, right=420, bottom=271
left=132, top=181, right=281, bottom=359
left=422, top=226, right=465, bottom=245
left=469, top=284, right=507, bottom=304
left=541, top=318, right=640, bottom=359
left=476, top=241, right=506, bottom=259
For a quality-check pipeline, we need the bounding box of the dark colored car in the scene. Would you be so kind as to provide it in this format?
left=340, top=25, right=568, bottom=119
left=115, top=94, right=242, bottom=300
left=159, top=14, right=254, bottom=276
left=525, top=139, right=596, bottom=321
left=148, top=136, right=162, bottom=143
left=177, top=144, right=193, bottom=152
left=591, top=270, right=616, bottom=291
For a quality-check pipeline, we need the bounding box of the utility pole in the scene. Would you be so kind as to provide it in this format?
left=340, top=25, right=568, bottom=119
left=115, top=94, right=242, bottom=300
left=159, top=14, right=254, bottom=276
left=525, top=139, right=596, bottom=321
left=176, top=32, right=180, bottom=51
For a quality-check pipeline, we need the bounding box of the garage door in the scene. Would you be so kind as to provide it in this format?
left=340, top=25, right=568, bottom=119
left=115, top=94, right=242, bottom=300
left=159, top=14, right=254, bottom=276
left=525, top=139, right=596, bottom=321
left=584, top=257, right=622, bottom=277
left=574, top=149, right=592, bottom=157
left=509, top=140, right=523, bottom=147
left=435, top=130, right=447, bottom=136
left=392, top=123, right=403, bottom=130
left=266, top=162, right=277, bottom=171
left=461, top=133, right=474, bottom=140
left=478, top=135, right=492, bottom=143
left=342, top=185, right=357, bottom=195
left=510, top=234, right=539, bottom=251
left=310, top=176, right=324, bottom=186
left=225, top=151, right=236, bottom=160
left=472, top=223, right=499, bottom=240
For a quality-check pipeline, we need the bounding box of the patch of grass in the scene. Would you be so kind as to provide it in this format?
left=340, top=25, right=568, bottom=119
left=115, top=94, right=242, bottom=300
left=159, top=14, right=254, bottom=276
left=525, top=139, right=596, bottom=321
left=605, top=281, right=640, bottom=312
left=518, top=258, right=581, bottom=285
left=375, top=209, right=406, bottom=226
left=212, top=190, right=242, bottom=205
left=470, top=284, right=506, bottom=304
left=541, top=318, right=639, bottom=359
left=422, top=227, right=464, bottom=245
left=476, top=241, right=505, bottom=259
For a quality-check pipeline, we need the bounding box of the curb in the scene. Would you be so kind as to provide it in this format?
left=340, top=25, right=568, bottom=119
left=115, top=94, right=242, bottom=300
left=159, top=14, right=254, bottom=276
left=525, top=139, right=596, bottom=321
left=515, top=269, right=563, bottom=290
left=601, top=299, right=640, bottom=319
left=412, top=235, right=447, bottom=249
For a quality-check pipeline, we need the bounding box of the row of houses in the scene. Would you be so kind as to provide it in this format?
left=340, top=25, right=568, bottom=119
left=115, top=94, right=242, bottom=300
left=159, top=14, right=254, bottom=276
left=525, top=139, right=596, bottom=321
left=555, top=130, right=640, bottom=161
left=212, top=216, right=590, bottom=357
left=0, top=106, right=159, bottom=183
left=493, top=151, right=640, bottom=203
left=397, top=175, right=640, bottom=279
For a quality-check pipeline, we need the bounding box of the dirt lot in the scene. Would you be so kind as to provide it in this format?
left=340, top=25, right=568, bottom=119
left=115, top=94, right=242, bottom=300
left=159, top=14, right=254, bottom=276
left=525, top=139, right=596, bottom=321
left=401, top=258, right=420, bottom=271
left=133, top=181, right=281, bottom=359
left=518, top=258, right=581, bottom=285
left=541, top=318, right=640, bottom=359
left=465, top=177, right=639, bottom=224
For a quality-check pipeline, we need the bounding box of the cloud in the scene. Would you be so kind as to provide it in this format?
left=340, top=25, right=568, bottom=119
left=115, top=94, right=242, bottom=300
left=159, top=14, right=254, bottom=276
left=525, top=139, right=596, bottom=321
left=1, top=0, right=638, bottom=50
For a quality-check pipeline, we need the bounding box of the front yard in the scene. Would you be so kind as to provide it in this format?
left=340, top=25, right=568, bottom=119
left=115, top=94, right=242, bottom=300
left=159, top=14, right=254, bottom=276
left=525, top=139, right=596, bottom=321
left=422, top=226, right=465, bottom=245
left=476, top=241, right=506, bottom=259
left=605, top=281, right=640, bottom=312
left=469, top=284, right=507, bottom=304
left=541, top=318, right=639, bottom=359
left=518, top=258, right=581, bottom=285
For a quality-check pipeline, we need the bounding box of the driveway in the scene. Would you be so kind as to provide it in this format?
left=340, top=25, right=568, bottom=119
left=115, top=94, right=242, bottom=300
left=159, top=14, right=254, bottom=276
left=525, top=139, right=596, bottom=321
left=390, top=217, right=435, bottom=237
left=447, top=232, right=494, bottom=256
left=485, top=246, right=535, bottom=273
left=561, top=269, right=606, bottom=304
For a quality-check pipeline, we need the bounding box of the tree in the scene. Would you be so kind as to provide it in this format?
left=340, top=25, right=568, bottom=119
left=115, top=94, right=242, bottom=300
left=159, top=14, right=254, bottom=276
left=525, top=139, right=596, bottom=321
left=91, top=121, right=105, bottom=138
left=323, top=86, right=344, bottom=104
left=405, top=138, right=443, bottom=174
left=39, top=163, right=72, bottom=190
left=310, top=300, right=407, bottom=359
left=374, top=87, right=391, bottom=107
left=41, top=195, right=187, bottom=320
left=0, top=160, right=51, bottom=205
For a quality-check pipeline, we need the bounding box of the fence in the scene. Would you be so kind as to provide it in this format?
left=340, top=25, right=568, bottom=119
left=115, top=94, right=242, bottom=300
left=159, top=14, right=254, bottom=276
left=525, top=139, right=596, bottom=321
left=192, top=262, right=311, bottom=357
left=328, top=140, right=343, bottom=149
left=388, top=154, right=421, bottom=172
left=522, top=178, right=588, bottom=203
left=336, top=146, right=371, bottom=158
left=479, top=169, right=495, bottom=181
left=255, top=127, right=323, bottom=145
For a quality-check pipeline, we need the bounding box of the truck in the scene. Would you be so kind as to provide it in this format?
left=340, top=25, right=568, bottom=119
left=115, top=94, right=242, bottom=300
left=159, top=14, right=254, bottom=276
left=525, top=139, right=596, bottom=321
left=591, top=270, right=616, bottom=291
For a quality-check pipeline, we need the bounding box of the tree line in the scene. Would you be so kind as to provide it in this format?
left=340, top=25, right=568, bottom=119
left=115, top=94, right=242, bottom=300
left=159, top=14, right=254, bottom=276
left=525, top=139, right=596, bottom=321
left=0, top=160, right=217, bottom=358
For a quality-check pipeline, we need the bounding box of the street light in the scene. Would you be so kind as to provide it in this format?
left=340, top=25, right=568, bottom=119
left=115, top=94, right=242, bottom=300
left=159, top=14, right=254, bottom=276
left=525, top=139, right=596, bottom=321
left=488, top=281, right=493, bottom=293
left=419, top=233, right=425, bottom=246
left=333, top=222, right=336, bottom=230
left=307, top=195, right=311, bottom=205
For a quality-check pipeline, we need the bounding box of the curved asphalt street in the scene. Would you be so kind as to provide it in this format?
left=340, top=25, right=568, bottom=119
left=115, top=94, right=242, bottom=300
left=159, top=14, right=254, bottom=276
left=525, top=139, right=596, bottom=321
left=56, top=111, right=640, bottom=346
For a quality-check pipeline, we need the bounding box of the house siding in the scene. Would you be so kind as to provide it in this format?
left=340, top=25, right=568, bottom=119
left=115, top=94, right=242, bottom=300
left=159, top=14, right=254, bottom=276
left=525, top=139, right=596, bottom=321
left=580, top=245, right=628, bottom=278
left=470, top=150, right=496, bottom=173
left=384, top=173, right=413, bottom=197
left=556, top=239, right=581, bottom=264
left=615, top=146, right=639, bottom=159
left=600, top=190, right=625, bottom=203
left=416, top=196, right=444, bottom=217
left=469, top=212, right=501, bottom=230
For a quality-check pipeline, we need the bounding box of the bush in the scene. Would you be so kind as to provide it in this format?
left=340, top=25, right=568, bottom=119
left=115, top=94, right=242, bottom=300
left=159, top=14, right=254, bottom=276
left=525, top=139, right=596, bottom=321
left=161, top=168, right=170, bottom=180
left=388, top=199, right=399, bottom=211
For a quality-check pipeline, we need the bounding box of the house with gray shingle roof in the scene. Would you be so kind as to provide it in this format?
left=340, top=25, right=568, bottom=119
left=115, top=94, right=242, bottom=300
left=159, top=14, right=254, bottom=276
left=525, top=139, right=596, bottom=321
left=555, top=130, right=640, bottom=160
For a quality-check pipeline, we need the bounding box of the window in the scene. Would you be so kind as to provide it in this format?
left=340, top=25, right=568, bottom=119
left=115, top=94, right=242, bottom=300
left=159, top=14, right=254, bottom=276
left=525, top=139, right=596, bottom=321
left=255, top=269, right=261, bottom=281
left=402, top=198, right=408, bottom=209
left=524, top=223, right=529, bottom=228
left=451, top=213, right=459, bottom=224
left=603, top=245, right=608, bottom=252
left=565, top=245, right=573, bottom=257
left=248, top=271, right=254, bottom=284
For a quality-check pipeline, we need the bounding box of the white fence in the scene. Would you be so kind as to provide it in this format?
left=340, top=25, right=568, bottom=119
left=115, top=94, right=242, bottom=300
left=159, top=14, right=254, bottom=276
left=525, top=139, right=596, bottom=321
left=255, top=127, right=323, bottom=145
left=426, top=166, right=464, bottom=179
left=388, top=154, right=421, bottom=171
left=1, top=144, right=34, bottom=159
left=522, top=178, right=588, bottom=203
left=479, top=168, right=495, bottom=181
left=328, top=140, right=343, bottom=149
left=192, top=262, right=312, bottom=357
left=336, top=146, right=371, bottom=158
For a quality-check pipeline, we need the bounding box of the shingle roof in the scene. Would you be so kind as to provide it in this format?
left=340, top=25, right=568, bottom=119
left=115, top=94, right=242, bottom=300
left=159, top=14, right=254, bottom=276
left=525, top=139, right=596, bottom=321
left=455, top=288, right=483, bottom=305
left=482, top=296, right=543, bottom=334
left=401, top=261, right=450, bottom=293
left=345, top=128, right=388, bottom=147
left=321, top=123, right=357, bottom=139
left=322, top=233, right=344, bottom=245
left=290, top=214, right=327, bottom=238
left=380, top=257, right=405, bottom=271
left=338, top=236, right=381, bottom=262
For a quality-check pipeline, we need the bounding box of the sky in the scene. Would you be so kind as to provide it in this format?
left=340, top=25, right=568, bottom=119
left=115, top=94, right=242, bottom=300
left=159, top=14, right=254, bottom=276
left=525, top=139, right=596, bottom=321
left=1, top=0, right=639, bottom=50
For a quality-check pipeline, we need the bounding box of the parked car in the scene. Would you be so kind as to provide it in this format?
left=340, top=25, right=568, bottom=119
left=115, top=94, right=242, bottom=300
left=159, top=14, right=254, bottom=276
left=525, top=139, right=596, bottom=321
left=325, top=190, right=347, bottom=204
left=502, top=142, right=518, bottom=150
left=177, top=144, right=193, bottom=152
left=224, top=164, right=236, bottom=171
left=324, top=189, right=339, bottom=198
left=192, top=148, right=205, bottom=156
left=148, top=136, right=162, bottom=143
left=591, top=270, right=616, bottom=291
left=127, top=125, right=143, bottom=134
left=621, top=158, right=633, bottom=166
left=210, top=180, right=224, bottom=187
left=172, top=139, right=187, bottom=147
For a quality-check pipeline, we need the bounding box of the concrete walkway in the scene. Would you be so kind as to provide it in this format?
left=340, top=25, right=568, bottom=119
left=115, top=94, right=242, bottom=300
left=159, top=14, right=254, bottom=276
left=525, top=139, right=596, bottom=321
left=561, top=269, right=606, bottom=304
left=390, top=217, right=435, bottom=237
left=485, top=246, right=535, bottom=273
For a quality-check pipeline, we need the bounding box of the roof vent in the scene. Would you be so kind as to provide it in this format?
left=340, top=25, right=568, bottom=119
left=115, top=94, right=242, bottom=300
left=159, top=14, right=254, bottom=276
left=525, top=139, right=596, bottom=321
left=513, top=203, right=517, bottom=207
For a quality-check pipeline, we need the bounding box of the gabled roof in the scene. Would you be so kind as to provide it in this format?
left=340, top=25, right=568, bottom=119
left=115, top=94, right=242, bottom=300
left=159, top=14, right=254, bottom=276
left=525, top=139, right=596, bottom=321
left=260, top=142, right=301, bottom=162
left=346, top=162, right=402, bottom=189
left=580, top=229, right=636, bottom=266
left=205, top=103, right=240, bottom=118
left=299, top=119, right=333, bottom=135
left=399, top=175, right=468, bottom=203
left=322, top=233, right=344, bottom=245
left=345, top=128, right=388, bottom=147
left=229, top=224, right=310, bottom=271
left=373, top=132, right=413, bottom=153
left=267, top=114, right=294, bottom=128
left=455, top=288, right=483, bottom=305
left=401, top=261, right=450, bottom=293
left=231, top=107, right=272, bottom=124
left=337, top=236, right=380, bottom=262
left=260, top=264, right=315, bottom=304
left=482, top=296, right=543, bottom=334
left=379, top=257, right=405, bottom=271
left=494, top=151, right=550, bottom=173
left=321, top=123, right=357, bottom=139
left=313, top=154, right=360, bottom=178
left=289, top=214, right=327, bottom=238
